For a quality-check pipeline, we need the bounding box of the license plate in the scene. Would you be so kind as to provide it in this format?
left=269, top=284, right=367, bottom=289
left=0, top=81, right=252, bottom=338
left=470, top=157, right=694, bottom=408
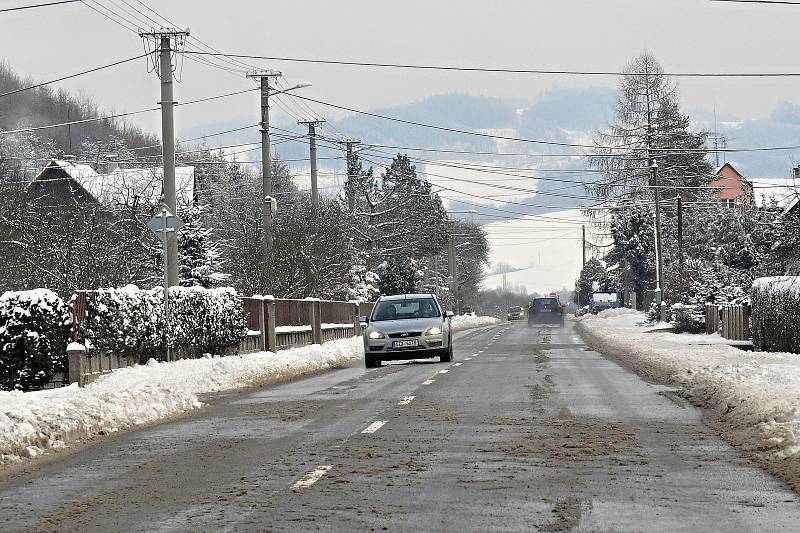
left=392, top=340, right=419, bottom=348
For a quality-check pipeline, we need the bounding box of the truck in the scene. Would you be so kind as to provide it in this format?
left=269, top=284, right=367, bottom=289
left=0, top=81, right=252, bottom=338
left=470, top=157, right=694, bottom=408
left=590, top=292, right=620, bottom=314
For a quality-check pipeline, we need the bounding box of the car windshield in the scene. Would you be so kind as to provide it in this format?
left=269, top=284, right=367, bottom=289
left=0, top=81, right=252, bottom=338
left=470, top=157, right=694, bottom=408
left=371, top=298, right=440, bottom=321
left=508, top=307, right=520, bottom=312
left=532, top=298, right=559, bottom=310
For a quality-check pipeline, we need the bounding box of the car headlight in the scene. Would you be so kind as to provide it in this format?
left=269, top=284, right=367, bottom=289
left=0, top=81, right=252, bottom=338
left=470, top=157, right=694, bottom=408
left=368, top=330, right=385, bottom=339
left=424, top=326, right=442, bottom=336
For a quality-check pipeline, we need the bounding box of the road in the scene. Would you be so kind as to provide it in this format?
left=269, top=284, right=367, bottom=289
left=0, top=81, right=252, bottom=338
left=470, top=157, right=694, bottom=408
left=2, top=321, right=800, bottom=532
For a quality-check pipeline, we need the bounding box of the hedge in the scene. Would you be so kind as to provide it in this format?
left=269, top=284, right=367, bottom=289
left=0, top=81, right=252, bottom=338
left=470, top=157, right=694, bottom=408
left=0, top=289, right=70, bottom=391
left=80, top=285, right=246, bottom=362
left=751, top=276, right=800, bottom=353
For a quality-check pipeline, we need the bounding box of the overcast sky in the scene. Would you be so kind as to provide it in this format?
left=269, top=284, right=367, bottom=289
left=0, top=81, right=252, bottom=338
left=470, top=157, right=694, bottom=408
left=2, top=0, right=800, bottom=136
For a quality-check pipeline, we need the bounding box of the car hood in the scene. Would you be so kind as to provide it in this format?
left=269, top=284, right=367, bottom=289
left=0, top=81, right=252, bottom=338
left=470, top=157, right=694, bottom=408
left=367, top=317, right=445, bottom=334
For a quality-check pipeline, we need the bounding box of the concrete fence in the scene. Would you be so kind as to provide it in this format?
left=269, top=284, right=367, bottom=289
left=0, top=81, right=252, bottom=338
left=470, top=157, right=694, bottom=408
left=67, top=295, right=367, bottom=387
left=705, top=303, right=751, bottom=341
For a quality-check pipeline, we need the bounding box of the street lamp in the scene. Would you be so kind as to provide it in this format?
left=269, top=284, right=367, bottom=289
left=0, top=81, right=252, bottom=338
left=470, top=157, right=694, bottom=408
left=269, top=82, right=312, bottom=98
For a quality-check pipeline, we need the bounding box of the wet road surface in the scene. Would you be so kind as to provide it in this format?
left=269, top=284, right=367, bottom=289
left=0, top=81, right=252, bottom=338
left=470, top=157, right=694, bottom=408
left=2, top=321, right=800, bottom=531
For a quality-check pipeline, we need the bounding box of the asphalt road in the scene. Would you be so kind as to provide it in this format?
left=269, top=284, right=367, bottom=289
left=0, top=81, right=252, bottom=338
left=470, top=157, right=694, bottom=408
left=2, top=321, right=800, bottom=532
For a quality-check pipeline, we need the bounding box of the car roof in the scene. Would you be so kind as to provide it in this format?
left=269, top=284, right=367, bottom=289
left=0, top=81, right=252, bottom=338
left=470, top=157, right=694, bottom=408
left=378, top=293, right=437, bottom=302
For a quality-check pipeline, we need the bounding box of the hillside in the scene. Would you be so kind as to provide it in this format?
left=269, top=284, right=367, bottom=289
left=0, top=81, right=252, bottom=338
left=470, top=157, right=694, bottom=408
left=0, top=62, right=159, bottom=162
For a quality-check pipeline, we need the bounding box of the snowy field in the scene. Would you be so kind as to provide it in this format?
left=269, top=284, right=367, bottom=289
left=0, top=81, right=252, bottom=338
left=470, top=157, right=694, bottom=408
left=0, top=315, right=498, bottom=465
left=482, top=208, right=600, bottom=294
left=576, top=309, right=800, bottom=489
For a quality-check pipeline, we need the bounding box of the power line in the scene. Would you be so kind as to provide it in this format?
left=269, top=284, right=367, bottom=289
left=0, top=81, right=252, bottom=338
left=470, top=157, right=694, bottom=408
left=0, top=0, right=80, bottom=12
left=0, top=54, right=148, bottom=99
left=183, top=49, right=800, bottom=78
left=711, top=0, right=800, bottom=4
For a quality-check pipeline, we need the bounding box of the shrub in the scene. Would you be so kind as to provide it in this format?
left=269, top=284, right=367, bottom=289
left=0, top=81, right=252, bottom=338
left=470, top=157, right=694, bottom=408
left=80, top=285, right=246, bottom=362
left=0, top=289, right=70, bottom=391
left=167, top=286, right=245, bottom=357
left=751, top=277, right=800, bottom=353
left=80, top=285, right=164, bottom=363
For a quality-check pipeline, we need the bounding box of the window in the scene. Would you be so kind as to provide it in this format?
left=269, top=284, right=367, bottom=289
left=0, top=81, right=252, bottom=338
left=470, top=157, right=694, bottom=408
left=371, top=298, right=441, bottom=321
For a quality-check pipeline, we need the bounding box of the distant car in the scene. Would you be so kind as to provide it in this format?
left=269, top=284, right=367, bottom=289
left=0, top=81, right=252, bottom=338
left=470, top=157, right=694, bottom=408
left=528, top=297, right=565, bottom=327
left=461, top=306, right=474, bottom=315
left=362, top=294, right=454, bottom=368
left=507, top=306, right=523, bottom=321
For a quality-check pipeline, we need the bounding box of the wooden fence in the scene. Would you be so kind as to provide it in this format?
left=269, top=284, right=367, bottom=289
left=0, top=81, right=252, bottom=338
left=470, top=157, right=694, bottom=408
left=67, top=295, right=369, bottom=387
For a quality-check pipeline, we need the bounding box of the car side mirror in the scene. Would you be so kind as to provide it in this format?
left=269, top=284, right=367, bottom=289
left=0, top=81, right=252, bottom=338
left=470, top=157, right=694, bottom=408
left=445, top=311, right=454, bottom=318
left=359, top=315, right=369, bottom=323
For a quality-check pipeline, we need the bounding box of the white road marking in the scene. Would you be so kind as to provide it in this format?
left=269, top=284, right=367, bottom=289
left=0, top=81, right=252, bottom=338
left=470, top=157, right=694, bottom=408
left=439, top=369, right=450, bottom=374
left=362, top=420, right=388, bottom=434
left=464, top=357, right=472, bottom=361
left=453, top=363, right=463, bottom=366
left=479, top=350, right=484, bottom=353
left=422, top=379, right=435, bottom=385
left=292, top=465, right=333, bottom=491
left=398, top=396, right=416, bottom=405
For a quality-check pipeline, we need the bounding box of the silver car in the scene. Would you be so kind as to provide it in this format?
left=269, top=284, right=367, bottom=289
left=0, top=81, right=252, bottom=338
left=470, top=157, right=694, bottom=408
left=362, top=294, right=454, bottom=368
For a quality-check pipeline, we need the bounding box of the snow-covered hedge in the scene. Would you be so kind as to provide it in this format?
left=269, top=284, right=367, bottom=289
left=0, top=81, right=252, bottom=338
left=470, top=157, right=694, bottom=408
left=0, top=290, right=70, bottom=391
left=166, top=287, right=245, bottom=357
left=80, top=285, right=246, bottom=362
left=79, top=285, right=163, bottom=362
left=751, top=277, right=800, bottom=353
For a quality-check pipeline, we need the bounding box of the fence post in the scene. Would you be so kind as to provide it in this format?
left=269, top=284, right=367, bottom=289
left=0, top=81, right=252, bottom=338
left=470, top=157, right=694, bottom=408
left=265, top=296, right=276, bottom=352
left=67, top=342, right=86, bottom=387
left=307, top=298, right=322, bottom=345
left=350, top=300, right=360, bottom=335
left=743, top=304, right=751, bottom=340
left=257, top=297, right=267, bottom=351
left=705, top=304, right=712, bottom=334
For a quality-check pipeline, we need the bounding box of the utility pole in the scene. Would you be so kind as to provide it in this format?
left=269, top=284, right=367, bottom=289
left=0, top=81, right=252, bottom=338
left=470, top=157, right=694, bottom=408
left=644, top=63, right=665, bottom=306
left=140, top=28, right=189, bottom=287
left=298, top=119, right=325, bottom=219
left=677, top=195, right=683, bottom=266
left=581, top=225, right=586, bottom=266
left=246, top=70, right=282, bottom=255
left=448, top=223, right=457, bottom=313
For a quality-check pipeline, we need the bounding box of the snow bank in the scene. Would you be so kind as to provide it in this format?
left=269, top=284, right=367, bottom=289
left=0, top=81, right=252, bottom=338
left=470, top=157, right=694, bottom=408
left=576, top=310, right=800, bottom=490
left=450, top=314, right=500, bottom=332
left=0, top=337, right=362, bottom=464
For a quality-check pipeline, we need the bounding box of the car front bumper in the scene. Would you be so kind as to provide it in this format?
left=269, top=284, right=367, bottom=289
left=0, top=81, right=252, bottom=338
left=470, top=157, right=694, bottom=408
left=364, top=335, right=445, bottom=359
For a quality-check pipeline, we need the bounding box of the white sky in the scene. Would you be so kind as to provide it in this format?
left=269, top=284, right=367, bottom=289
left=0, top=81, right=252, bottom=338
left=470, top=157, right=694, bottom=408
left=2, top=0, right=800, bottom=135
left=3, top=0, right=799, bottom=292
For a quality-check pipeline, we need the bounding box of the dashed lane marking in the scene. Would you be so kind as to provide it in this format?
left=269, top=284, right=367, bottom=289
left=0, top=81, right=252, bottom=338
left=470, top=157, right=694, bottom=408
left=292, top=465, right=333, bottom=491
left=398, top=396, right=416, bottom=405
left=362, top=420, right=388, bottom=434
left=422, top=379, right=435, bottom=385
left=453, top=363, right=463, bottom=366
left=439, top=369, right=450, bottom=374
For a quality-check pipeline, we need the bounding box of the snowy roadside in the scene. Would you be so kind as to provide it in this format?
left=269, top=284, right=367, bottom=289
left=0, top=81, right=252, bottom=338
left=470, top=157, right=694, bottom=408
left=0, top=337, right=362, bottom=465
left=575, top=309, right=800, bottom=490
left=451, top=314, right=500, bottom=332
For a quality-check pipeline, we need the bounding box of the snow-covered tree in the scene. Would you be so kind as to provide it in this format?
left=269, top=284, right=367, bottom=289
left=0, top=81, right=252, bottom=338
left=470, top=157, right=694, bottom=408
left=178, top=203, right=228, bottom=288
left=577, top=258, right=616, bottom=305
left=377, top=256, right=422, bottom=296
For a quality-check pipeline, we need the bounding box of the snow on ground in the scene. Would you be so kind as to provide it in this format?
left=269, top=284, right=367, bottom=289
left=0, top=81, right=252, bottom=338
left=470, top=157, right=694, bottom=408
left=451, top=314, right=500, bottom=331
left=576, top=309, right=800, bottom=489
left=0, top=337, right=362, bottom=465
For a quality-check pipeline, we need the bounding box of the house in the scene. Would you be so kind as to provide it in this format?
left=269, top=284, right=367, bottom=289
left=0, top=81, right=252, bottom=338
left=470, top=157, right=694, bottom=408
left=709, top=162, right=754, bottom=207
left=26, top=159, right=196, bottom=209
left=26, top=160, right=99, bottom=207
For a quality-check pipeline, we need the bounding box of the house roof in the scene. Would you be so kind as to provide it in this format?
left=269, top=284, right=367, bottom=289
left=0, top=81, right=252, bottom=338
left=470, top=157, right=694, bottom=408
left=714, top=162, right=744, bottom=179
left=29, top=160, right=195, bottom=207
left=26, top=160, right=98, bottom=206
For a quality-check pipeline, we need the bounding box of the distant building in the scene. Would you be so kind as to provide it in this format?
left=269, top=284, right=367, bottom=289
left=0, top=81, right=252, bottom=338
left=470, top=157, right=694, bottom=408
left=26, top=159, right=195, bottom=209
left=709, top=162, right=754, bottom=207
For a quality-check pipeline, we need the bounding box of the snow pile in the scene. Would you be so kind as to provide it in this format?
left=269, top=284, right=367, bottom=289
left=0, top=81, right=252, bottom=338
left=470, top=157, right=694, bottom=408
left=0, top=337, right=361, bottom=464
left=576, top=310, right=800, bottom=489
left=450, top=314, right=500, bottom=332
